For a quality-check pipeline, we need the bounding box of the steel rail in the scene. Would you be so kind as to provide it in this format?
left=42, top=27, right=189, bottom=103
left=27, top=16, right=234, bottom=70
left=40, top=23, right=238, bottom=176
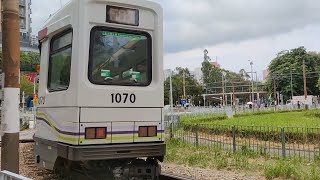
left=160, top=173, right=194, bottom=180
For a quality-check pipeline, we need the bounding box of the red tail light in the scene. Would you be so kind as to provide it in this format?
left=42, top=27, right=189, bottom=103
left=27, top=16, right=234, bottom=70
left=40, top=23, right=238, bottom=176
left=148, top=126, right=157, bottom=137
left=139, top=127, right=148, bottom=137
left=139, top=126, right=157, bottom=137
left=85, top=128, right=96, bottom=139
left=96, top=128, right=106, bottom=139
left=85, top=127, right=107, bottom=139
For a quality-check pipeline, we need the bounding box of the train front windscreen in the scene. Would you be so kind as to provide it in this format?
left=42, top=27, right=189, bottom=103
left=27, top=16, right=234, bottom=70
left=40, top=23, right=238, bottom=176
left=89, top=28, right=152, bottom=86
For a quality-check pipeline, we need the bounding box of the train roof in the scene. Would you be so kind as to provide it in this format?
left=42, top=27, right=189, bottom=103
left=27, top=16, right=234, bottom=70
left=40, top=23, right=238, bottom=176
left=40, top=0, right=162, bottom=32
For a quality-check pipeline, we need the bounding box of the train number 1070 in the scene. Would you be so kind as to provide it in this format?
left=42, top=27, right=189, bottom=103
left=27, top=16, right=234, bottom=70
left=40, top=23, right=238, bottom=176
left=111, top=93, right=136, bottom=103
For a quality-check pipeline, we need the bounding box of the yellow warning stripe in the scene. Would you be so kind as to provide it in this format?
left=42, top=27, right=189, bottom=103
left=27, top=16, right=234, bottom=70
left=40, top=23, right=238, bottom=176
left=37, top=112, right=164, bottom=143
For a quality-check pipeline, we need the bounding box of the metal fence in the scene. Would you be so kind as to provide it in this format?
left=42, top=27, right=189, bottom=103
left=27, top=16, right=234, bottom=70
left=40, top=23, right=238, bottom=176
left=164, top=105, right=320, bottom=118
left=165, top=122, right=320, bottom=161
left=0, top=171, right=31, bottom=180
left=163, top=106, right=318, bottom=126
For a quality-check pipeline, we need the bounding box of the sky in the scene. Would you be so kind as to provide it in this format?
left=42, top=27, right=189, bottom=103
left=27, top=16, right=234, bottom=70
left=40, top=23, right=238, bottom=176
left=31, top=0, right=320, bottom=79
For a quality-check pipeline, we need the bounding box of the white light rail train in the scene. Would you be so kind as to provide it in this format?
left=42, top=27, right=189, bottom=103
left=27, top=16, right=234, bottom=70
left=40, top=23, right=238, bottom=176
left=35, top=0, right=165, bottom=179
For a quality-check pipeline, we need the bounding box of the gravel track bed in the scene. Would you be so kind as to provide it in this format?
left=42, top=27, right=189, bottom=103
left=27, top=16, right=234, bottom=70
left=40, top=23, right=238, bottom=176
left=1, top=143, right=265, bottom=180
left=0, top=143, right=57, bottom=180
left=161, top=163, right=266, bottom=180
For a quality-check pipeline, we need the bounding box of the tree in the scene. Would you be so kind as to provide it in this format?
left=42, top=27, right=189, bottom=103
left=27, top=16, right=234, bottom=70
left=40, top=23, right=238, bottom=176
left=201, top=60, right=249, bottom=92
left=239, top=69, right=250, bottom=80
left=201, top=60, right=222, bottom=86
left=21, top=51, right=40, bottom=72
left=164, top=67, right=203, bottom=105
left=0, top=50, right=40, bottom=72
left=20, top=75, right=34, bottom=96
left=266, top=47, right=320, bottom=101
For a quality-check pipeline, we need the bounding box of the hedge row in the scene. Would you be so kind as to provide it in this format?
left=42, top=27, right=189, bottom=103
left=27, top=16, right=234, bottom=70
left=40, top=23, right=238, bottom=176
left=180, top=113, right=227, bottom=124
left=233, top=109, right=306, bottom=118
left=180, top=123, right=320, bottom=144
left=304, top=110, right=320, bottom=118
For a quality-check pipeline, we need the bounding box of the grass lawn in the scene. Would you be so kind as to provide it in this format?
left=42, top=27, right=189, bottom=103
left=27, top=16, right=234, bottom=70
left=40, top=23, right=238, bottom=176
left=181, top=110, right=320, bottom=128
left=216, top=112, right=320, bottom=127
left=165, top=139, right=320, bottom=180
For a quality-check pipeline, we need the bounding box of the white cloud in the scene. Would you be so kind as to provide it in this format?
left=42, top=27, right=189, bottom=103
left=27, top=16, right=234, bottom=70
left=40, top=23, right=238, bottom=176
left=31, top=0, right=70, bottom=34
left=163, top=0, right=320, bottom=53
left=164, top=24, right=320, bottom=78
left=30, top=0, right=320, bottom=75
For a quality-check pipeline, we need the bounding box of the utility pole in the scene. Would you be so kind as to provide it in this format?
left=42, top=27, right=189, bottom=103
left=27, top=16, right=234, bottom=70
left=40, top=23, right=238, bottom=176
left=232, top=81, right=236, bottom=109
left=1, top=0, right=20, bottom=173
left=255, top=72, right=258, bottom=91
left=183, top=70, right=186, bottom=100
left=255, top=72, right=259, bottom=106
left=303, top=60, right=308, bottom=109
left=274, top=78, right=277, bottom=109
left=222, top=73, right=225, bottom=106
left=33, top=76, right=38, bottom=125
left=169, top=72, right=174, bottom=123
left=290, top=70, right=293, bottom=99
left=203, top=87, right=206, bottom=108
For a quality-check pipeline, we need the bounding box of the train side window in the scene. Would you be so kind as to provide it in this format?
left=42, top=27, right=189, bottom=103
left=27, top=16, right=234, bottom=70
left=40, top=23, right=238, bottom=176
left=48, top=30, right=73, bottom=92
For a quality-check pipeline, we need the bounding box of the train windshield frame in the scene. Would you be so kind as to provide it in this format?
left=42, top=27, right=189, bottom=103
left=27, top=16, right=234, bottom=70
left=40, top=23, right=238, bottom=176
left=88, top=27, right=152, bottom=86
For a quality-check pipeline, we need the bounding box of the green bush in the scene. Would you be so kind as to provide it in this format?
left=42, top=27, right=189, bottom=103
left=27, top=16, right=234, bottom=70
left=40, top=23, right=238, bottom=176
left=214, top=155, right=228, bottom=169
left=305, top=164, right=320, bottom=180
left=233, top=152, right=249, bottom=169
left=264, top=160, right=298, bottom=179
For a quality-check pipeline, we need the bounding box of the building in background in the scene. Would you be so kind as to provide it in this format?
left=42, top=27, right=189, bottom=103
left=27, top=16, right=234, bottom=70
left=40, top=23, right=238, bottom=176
left=190, top=59, right=220, bottom=85
left=209, top=61, right=221, bottom=68
left=19, top=0, right=33, bottom=47
left=0, top=0, right=38, bottom=51
left=193, top=67, right=203, bottom=84
left=30, top=34, right=39, bottom=47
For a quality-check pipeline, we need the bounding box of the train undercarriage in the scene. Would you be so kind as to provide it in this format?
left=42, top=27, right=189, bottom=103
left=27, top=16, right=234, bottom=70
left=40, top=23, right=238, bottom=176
left=35, top=137, right=165, bottom=180
left=54, top=157, right=161, bottom=180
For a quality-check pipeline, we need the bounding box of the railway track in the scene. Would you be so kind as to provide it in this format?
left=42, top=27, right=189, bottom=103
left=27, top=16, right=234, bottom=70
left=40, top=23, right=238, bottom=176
left=57, top=169, right=194, bottom=180
left=160, top=173, right=194, bottom=180
left=17, top=142, right=194, bottom=180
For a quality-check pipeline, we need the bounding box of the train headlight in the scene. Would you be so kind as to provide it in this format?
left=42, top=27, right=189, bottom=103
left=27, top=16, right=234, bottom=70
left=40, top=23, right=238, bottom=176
left=85, top=127, right=107, bottom=139
left=139, top=126, right=157, bottom=137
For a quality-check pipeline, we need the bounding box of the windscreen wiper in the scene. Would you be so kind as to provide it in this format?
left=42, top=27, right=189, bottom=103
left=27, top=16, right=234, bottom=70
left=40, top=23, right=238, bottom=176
left=104, top=77, right=113, bottom=81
